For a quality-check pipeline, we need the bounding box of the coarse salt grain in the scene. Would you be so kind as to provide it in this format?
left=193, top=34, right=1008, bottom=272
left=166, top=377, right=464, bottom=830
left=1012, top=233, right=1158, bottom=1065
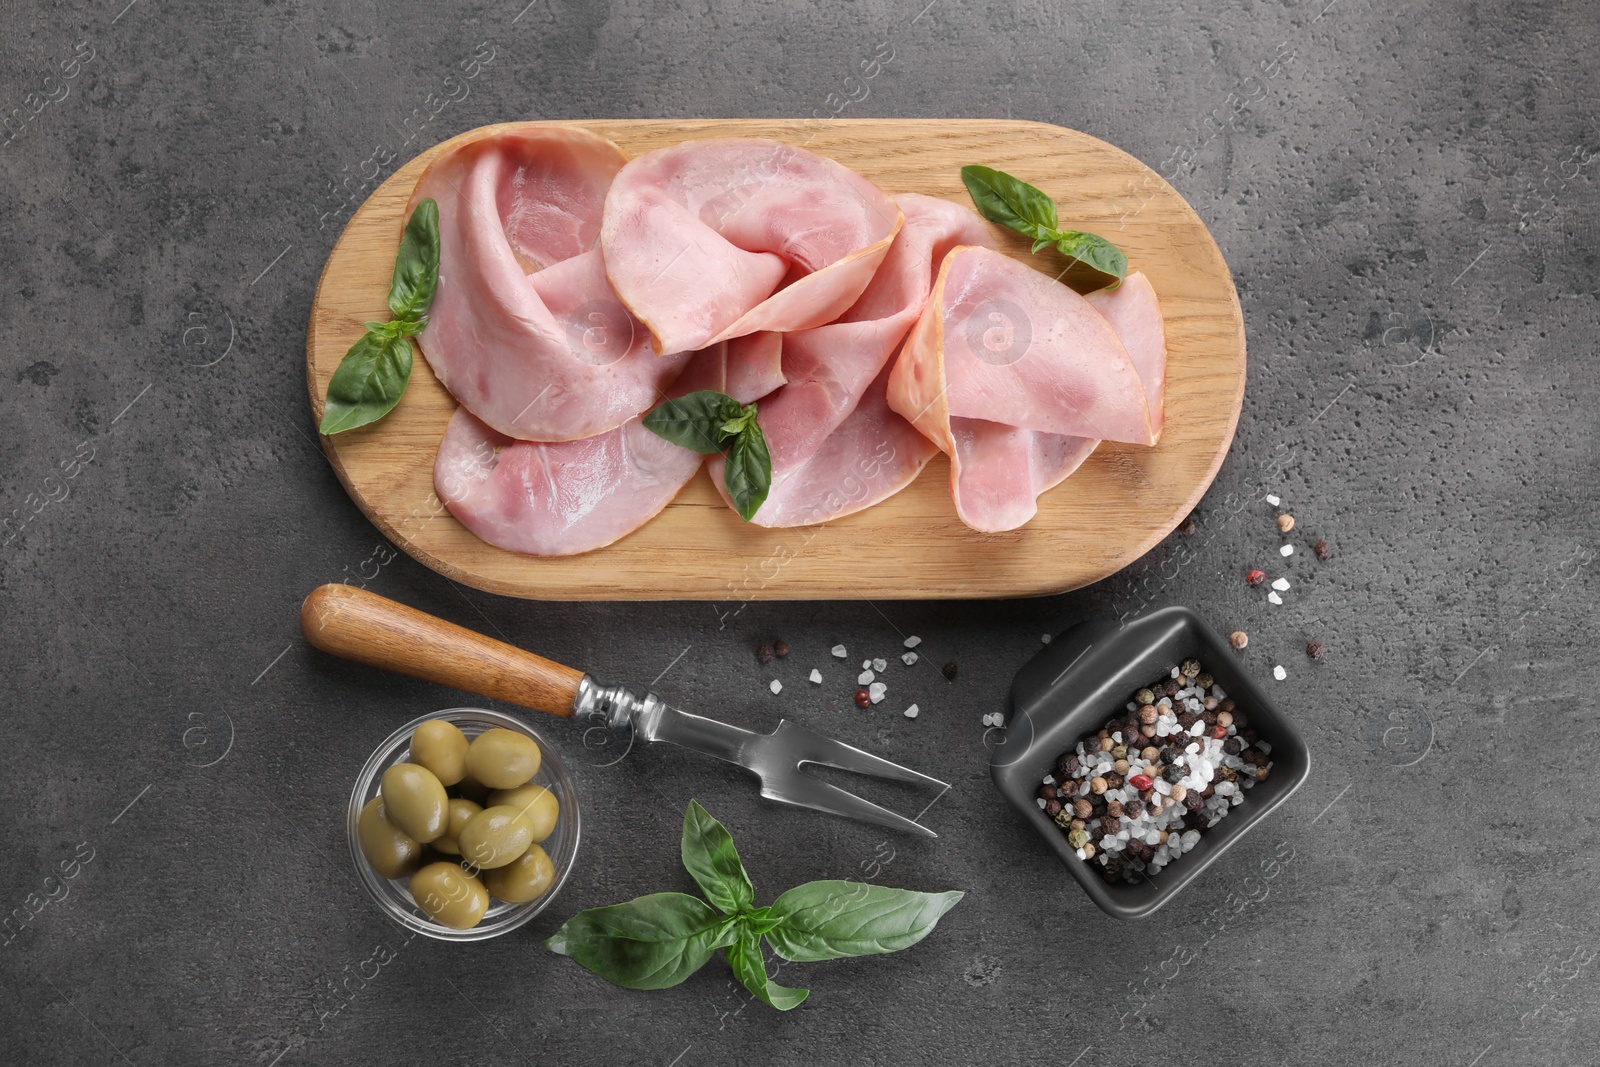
left=868, top=681, right=887, bottom=703
left=1273, top=664, right=1287, bottom=680
left=831, top=645, right=847, bottom=658
left=872, top=658, right=887, bottom=672
left=1271, top=577, right=1291, bottom=591
left=904, top=636, right=922, bottom=648
left=1266, top=494, right=1280, bottom=506
left=809, top=669, right=822, bottom=684
left=858, top=670, right=875, bottom=684
left=904, top=704, right=919, bottom=719
left=1268, top=591, right=1284, bottom=605
left=1036, top=796, right=1046, bottom=809
left=769, top=680, right=782, bottom=694
left=1279, top=544, right=1294, bottom=557
left=862, top=659, right=872, bottom=669
left=902, top=651, right=919, bottom=666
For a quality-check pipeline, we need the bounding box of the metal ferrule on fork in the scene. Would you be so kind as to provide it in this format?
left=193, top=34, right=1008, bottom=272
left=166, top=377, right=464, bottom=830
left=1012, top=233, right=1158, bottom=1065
left=571, top=676, right=659, bottom=732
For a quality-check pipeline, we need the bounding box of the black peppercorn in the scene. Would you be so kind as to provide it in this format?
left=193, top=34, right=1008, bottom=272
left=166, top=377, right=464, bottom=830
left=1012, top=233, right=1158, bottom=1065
left=1045, top=799, right=1063, bottom=818
left=1178, top=514, right=1197, bottom=536
left=773, top=640, right=789, bottom=658
left=1058, top=754, right=1079, bottom=778
left=1158, top=746, right=1178, bottom=764
left=1163, top=679, right=1180, bottom=697
left=1162, top=765, right=1183, bottom=784
left=1104, top=772, right=1124, bottom=790
left=756, top=643, right=773, bottom=664
left=1124, top=798, right=1145, bottom=818
left=942, top=661, right=958, bottom=681
left=1313, top=539, right=1331, bottom=559
left=1223, top=736, right=1243, bottom=755
left=1102, top=815, right=1122, bottom=835
left=1306, top=641, right=1324, bottom=659
left=1038, top=784, right=1058, bottom=801
left=1184, top=793, right=1204, bottom=812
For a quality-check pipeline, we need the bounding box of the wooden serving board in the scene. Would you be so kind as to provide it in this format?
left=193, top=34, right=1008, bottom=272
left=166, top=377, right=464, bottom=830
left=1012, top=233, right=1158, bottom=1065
left=307, top=119, right=1245, bottom=601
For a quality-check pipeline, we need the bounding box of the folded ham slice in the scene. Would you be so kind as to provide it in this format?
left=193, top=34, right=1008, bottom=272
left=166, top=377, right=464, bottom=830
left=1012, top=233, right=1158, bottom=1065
left=889, top=247, right=1165, bottom=532
left=601, top=138, right=903, bottom=355
left=435, top=334, right=781, bottom=556
left=705, top=193, right=981, bottom=527
left=410, top=124, right=692, bottom=443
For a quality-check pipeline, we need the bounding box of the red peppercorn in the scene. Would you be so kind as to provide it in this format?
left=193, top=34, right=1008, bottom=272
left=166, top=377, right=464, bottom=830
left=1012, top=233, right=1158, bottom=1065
left=1129, top=773, right=1154, bottom=791
left=1212, top=724, right=1228, bottom=739
left=1246, top=569, right=1267, bottom=585
left=853, top=687, right=871, bottom=707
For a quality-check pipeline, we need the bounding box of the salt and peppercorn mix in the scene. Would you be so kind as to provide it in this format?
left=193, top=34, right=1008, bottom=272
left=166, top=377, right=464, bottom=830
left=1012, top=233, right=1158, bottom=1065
left=1036, top=658, right=1274, bottom=884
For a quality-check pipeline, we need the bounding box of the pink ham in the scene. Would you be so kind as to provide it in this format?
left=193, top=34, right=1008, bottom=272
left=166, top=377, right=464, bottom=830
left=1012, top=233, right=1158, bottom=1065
left=410, top=124, right=692, bottom=443
left=889, top=247, right=1165, bottom=532
left=601, top=139, right=903, bottom=355
left=704, top=194, right=978, bottom=527
left=1086, top=271, right=1167, bottom=442
left=435, top=334, right=779, bottom=556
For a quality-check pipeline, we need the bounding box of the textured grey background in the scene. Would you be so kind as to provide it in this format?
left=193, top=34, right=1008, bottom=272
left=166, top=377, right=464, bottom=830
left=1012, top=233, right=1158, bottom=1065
left=1, top=0, right=1596, bottom=1063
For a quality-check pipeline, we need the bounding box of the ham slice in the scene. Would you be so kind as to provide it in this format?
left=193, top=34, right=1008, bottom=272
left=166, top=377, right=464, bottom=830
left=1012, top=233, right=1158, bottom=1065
left=601, top=138, right=903, bottom=354
left=889, top=248, right=1165, bottom=532
left=435, top=334, right=780, bottom=556
left=704, top=193, right=979, bottom=527
left=410, top=124, right=692, bottom=443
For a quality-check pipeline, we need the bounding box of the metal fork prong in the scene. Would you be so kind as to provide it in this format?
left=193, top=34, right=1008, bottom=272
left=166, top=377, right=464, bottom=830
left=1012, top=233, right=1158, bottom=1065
left=760, top=776, right=938, bottom=839
left=769, top=721, right=949, bottom=789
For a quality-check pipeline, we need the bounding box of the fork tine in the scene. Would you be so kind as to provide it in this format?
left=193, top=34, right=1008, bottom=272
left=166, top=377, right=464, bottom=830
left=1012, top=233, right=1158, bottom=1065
left=760, top=775, right=938, bottom=839
left=768, top=720, right=949, bottom=788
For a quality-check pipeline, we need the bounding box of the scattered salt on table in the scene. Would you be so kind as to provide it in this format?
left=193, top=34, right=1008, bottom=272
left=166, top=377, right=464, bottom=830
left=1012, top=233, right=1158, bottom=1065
left=868, top=681, right=887, bottom=703
left=902, top=651, right=918, bottom=666
left=1273, top=664, right=1287, bottom=680
left=769, top=680, right=782, bottom=694
left=831, top=645, right=847, bottom=658
left=1271, top=577, right=1291, bottom=591
left=904, top=636, right=922, bottom=648
left=1268, top=591, right=1284, bottom=605
left=872, top=658, right=887, bottom=672
left=808, top=669, right=822, bottom=684
left=1266, top=494, right=1281, bottom=506
left=1279, top=544, right=1295, bottom=557
left=858, top=670, right=874, bottom=684
left=904, top=704, right=919, bottom=719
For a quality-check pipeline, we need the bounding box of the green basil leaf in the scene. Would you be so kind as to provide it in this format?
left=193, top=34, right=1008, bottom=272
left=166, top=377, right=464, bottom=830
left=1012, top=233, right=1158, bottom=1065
left=960, top=164, right=1058, bottom=242
left=680, top=799, right=755, bottom=915
left=1053, top=229, right=1128, bottom=286
left=743, top=906, right=785, bottom=937
left=388, top=198, right=440, bottom=322
left=726, top=926, right=809, bottom=1011
left=544, top=892, right=738, bottom=990
left=643, top=390, right=745, bottom=454
left=722, top=420, right=771, bottom=523
left=318, top=332, right=413, bottom=435
left=764, top=880, right=964, bottom=963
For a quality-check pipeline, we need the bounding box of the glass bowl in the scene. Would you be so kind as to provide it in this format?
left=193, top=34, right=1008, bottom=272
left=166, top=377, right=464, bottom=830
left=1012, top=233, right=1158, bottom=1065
left=347, top=707, right=581, bottom=941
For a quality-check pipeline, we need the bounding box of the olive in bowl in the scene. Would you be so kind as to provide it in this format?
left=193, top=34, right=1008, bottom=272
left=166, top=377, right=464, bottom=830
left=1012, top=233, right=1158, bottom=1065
left=348, top=708, right=580, bottom=941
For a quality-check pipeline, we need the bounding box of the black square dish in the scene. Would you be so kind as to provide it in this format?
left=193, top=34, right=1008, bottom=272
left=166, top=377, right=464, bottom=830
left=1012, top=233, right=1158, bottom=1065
left=991, top=606, right=1310, bottom=919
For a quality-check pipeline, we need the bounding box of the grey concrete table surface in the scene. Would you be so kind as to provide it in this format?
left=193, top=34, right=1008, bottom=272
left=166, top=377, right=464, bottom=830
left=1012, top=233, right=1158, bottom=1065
left=1, top=0, right=1594, bottom=1063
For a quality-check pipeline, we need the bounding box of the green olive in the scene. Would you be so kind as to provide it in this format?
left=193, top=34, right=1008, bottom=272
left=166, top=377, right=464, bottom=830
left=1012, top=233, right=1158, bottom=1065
left=456, top=804, right=535, bottom=869
left=357, top=798, right=421, bottom=879
left=484, top=844, right=555, bottom=903
left=379, top=763, right=449, bottom=843
left=410, top=719, right=469, bottom=787
left=465, top=729, right=541, bottom=790
left=488, top=783, right=559, bottom=843
left=410, top=862, right=489, bottom=930
left=432, top=797, right=483, bottom=856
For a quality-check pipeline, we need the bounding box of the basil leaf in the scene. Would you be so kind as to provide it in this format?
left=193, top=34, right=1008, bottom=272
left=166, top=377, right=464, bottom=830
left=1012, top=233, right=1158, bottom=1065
left=1054, top=229, right=1128, bottom=286
left=680, top=799, right=755, bottom=915
left=388, top=198, right=440, bottom=322
left=543, top=892, right=738, bottom=990
left=961, top=164, right=1058, bottom=242
left=318, top=332, right=413, bottom=435
left=764, top=881, right=964, bottom=963
left=726, top=926, right=809, bottom=1011
left=643, top=390, right=744, bottom=454
left=722, top=420, right=771, bottom=523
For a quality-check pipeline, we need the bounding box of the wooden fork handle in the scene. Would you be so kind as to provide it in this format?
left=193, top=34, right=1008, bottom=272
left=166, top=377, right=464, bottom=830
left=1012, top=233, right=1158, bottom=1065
left=299, top=584, right=584, bottom=717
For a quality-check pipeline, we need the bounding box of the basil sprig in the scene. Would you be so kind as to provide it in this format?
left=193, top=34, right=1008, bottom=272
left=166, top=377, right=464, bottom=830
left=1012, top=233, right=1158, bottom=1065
left=544, top=800, right=964, bottom=1011
left=643, top=391, right=772, bottom=522
left=960, top=165, right=1127, bottom=289
left=319, top=198, right=440, bottom=435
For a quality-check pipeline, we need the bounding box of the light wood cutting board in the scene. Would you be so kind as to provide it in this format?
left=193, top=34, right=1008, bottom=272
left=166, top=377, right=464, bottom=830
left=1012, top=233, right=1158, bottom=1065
left=306, top=119, right=1245, bottom=601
